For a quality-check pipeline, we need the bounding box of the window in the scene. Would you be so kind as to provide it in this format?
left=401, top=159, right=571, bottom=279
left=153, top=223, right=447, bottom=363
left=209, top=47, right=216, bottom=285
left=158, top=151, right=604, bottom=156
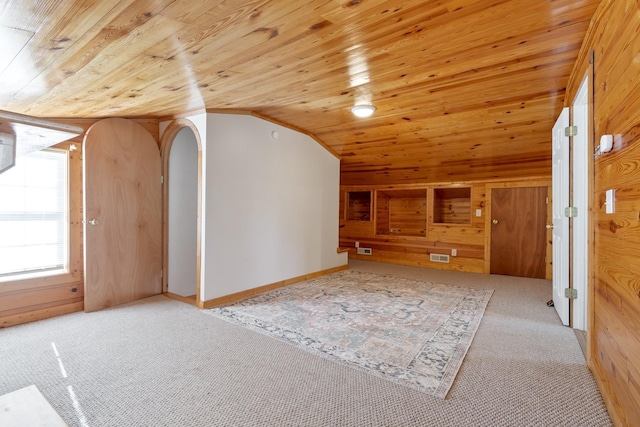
left=0, top=149, right=69, bottom=280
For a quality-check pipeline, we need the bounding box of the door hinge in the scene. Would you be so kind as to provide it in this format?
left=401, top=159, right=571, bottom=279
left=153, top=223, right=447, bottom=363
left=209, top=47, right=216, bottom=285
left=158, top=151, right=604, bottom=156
left=565, top=288, right=578, bottom=299
left=160, top=175, right=164, bottom=184
left=546, top=197, right=549, bottom=205
left=565, top=126, right=578, bottom=137
left=160, top=269, right=163, bottom=279
left=564, top=207, right=578, bottom=218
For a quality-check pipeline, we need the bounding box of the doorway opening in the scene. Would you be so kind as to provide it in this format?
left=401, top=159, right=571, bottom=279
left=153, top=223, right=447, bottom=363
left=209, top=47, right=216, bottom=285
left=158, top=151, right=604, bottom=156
left=160, top=120, right=203, bottom=306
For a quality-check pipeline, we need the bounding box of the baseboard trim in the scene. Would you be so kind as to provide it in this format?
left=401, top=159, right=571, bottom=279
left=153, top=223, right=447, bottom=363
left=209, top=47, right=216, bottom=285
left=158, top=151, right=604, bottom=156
left=574, top=329, right=587, bottom=358
left=164, top=292, right=198, bottom=306
left=200, top=264, right=348, bottom=309
left=0, top=301, right=84, bottom=328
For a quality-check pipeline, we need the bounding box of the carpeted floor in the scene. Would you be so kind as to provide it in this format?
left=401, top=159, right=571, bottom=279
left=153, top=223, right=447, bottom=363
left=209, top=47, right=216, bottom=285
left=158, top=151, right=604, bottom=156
left=0, top=260, right=611, bottom=426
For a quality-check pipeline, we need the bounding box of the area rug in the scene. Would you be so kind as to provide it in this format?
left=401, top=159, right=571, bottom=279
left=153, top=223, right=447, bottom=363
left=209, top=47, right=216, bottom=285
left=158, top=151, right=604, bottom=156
left=206, top=270, right=493, bottom=398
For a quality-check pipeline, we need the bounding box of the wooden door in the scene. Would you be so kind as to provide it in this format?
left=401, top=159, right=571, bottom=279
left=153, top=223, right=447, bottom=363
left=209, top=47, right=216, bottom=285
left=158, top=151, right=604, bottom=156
left=83, top=118, right=162, bottom=312
left=490, top=187, right=547, bottom=278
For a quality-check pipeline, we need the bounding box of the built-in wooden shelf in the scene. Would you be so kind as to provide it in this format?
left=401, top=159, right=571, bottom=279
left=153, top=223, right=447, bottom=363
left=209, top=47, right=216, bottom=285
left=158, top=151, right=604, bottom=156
left=346, top=191, right=371, bottom=221
left=376, top=189, right=427, bottom=237
left=433, top=187, right=471, bottom=224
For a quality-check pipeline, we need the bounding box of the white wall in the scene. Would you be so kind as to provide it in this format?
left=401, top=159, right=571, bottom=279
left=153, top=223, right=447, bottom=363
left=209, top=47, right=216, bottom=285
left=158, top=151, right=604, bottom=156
left=203, top=113, right=347, bottom=300
left=167, top=127, right=198, bottom=296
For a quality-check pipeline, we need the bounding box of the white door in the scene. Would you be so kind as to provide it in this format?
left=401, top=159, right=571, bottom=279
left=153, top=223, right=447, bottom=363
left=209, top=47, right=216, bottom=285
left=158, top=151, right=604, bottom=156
left=552, top=108, right=570, bottom=325
left=572, top=76, right=589, bottom=331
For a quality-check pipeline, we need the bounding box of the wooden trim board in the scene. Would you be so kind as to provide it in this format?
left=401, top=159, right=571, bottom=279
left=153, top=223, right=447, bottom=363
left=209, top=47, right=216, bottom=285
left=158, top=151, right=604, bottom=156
left=0, top=302, right=83, bottom=329
left=340, top=176, right=551, bottom=191
left=200, top=265, right=348, bottom=309
left=159, top=118, right=204, bottom=307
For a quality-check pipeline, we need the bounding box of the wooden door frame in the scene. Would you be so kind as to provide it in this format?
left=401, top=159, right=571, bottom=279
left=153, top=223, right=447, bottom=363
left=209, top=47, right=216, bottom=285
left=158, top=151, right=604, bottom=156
left=159, top=119, right=203, bottom=307
left=484, top=179, right=552, bottom=280
left=570, top=71, right=591, bottom=332
left=580, top=61, right=595, bottom=365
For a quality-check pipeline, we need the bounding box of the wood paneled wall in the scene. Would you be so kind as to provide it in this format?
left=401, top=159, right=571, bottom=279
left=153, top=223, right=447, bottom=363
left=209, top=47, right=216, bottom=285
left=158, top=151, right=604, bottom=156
left=0, top=118, right=159, bottom=328
left=339, top=178, right=550, bottom=275
left=565, top=1, right=640, bottom=425
left=388, top=196, right=427, bottom=237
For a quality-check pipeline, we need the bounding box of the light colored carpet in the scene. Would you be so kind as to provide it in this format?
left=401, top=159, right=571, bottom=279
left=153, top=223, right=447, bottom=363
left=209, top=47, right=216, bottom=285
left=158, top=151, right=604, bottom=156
left=207, top=270, right=493, bottom=398
left=0, top=260, right=611, bottom=426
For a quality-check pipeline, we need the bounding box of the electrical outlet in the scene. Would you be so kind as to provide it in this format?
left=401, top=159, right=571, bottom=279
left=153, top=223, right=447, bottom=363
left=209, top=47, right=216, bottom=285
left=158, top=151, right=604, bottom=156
left=355, top=241, right=360, bottom=248
left=476, top=209, right=482, bottom=217
left=451, top=249, right=457, bottom=257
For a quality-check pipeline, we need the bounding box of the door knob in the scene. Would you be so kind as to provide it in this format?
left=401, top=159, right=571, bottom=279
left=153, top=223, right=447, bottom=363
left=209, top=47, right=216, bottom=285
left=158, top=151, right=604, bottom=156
left=88, top=219, right=99, bottom=226
left=492, top=219, right=499, bottom=225
left=546, top=224, right=553, bottom=229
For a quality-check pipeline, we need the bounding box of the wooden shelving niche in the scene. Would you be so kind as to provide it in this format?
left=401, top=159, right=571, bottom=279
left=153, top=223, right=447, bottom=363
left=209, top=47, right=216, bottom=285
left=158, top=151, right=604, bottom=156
left=376, top=189, right=427, bottom=237
left=433, top=187, right=471, bottom=225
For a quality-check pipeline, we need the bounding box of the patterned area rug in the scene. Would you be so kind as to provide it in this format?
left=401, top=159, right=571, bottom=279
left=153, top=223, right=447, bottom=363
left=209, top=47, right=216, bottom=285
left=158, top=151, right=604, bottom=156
left=206, top=270, right=493, bottom=398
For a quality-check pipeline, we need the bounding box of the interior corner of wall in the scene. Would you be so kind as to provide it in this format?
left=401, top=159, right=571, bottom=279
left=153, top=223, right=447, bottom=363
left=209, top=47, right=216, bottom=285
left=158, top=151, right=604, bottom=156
left=339, top=251, right=349, bottom=265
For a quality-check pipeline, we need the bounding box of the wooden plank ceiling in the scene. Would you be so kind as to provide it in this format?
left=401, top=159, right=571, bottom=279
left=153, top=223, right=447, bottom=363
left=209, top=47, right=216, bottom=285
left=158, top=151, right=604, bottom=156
left=0, top=0, right=600, bottom=184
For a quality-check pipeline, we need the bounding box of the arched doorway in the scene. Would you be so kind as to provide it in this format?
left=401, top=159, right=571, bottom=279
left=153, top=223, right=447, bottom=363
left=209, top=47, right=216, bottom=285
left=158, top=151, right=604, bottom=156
left=160, top=120, right=202, bottom=306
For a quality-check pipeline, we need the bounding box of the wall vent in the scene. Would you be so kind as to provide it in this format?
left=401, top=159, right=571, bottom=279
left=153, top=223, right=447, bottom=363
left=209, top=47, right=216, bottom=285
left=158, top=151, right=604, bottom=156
left=429, top=253, right=450, bottom=263
left=357, top=247, right=372, bottom=255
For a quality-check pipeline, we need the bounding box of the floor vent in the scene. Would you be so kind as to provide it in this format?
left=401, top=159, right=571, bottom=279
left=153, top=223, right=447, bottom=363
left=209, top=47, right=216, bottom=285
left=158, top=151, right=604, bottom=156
left=430, top=253, right=450, bottom=263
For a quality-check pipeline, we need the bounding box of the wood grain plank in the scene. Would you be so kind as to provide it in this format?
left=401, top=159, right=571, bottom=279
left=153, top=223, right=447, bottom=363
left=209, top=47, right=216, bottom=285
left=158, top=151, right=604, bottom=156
left=0, top=283, right=83, bottom=314
left=570, top=2, right=640, bottom=424
left=594, top=320, right=640, bottom=426
left=348, top=248, right=484, bottom=272
left=0, top=0, right=599, bottom=188
left=0, top=301, right=83, bottom=329
left=341, top=181, right=491, bottom=271
left=83, top=118, right=162, bottom=312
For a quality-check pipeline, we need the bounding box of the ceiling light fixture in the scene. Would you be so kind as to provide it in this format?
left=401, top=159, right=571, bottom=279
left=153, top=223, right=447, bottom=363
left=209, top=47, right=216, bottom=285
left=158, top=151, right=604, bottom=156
left=351, top=105, right=376, bottom=118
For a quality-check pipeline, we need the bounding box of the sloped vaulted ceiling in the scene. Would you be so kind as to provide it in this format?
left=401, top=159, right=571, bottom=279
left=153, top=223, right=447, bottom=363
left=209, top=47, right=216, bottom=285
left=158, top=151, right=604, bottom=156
left=0, top=0, right=601, bottom=184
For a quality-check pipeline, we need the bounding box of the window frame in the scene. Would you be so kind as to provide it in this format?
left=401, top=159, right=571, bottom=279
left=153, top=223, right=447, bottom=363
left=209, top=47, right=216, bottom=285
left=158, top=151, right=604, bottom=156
left=0, top=147, right=69, bottom=280
left=0, top=140, right=83, bottom=294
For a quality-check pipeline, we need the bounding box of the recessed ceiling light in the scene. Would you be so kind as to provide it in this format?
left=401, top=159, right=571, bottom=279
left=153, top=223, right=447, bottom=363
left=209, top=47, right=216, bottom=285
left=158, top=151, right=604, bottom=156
left=350, top=105, right=376, bottom=118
